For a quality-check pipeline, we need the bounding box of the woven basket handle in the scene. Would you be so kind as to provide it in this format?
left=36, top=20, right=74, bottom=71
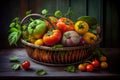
left=21, top=13, right=55, bottom=29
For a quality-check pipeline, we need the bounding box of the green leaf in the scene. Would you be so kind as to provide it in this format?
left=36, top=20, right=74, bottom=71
left=16, top=24, right=21, bottom=30
left=97, top=47, right=107, bottom=56
left=51, top=44, right=63, bottom=49
left=36, top=69, right=47, bottom=75
left=8, top=16, right=21, bottom=46
left=22, top=24, right=27, bottom=31
left=41, top=9, right=48, bottom=15
left=9, top=28, right=18, bottom=32
left=64, top=65, right=76, bottom=73
left=11, top=63, right=21, bottom=71
left=93, top=47, right=107, bottom=57
left=54, top=10, right=62, bottom=18
left=29, top=18, right=34, bottom=22
left=89, top=29, right=97, bottom=34
left=12, top=17, right=19, bottom=22
left=64, top=8, right=74, bottom=17
left=9, top=22, right=15, bottom=27
left=51, top=17, right=57, bottom=22
left=26, top=10, right=32, bottom=16
left=9, top=56, right=20, bottom=62
left=8, top=31, right=21, bottom=45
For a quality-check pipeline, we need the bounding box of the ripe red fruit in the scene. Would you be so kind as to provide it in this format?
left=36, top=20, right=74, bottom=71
left=78, top=64, right=86, bottom=71
left=91, top=60, right=100, bottom=68
left=86, top=64, right=94, bottom=72
left=21, top=60, right=30, bottom=70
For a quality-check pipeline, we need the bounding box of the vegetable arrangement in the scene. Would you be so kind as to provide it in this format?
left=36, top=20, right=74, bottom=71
left=8, top=9, right=104, bottom=71
left=8, top=9, right=101, bottom=47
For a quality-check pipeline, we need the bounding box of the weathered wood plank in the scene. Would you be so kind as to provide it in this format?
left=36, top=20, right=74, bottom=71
left=70, top=0, right=87, bottom=21
left=87, top=0, right=101, bottom=24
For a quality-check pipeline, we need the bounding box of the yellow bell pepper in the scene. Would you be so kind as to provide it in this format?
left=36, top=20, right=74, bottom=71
left=83, top=32, right=97, bottom=44
left=74, top=21, right=89, bottom=35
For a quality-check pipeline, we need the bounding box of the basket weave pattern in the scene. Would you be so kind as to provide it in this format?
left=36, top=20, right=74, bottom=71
left=21, top=39, right=99, bottom=66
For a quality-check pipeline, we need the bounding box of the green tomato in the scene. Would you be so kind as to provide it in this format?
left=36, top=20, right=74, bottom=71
left=28, top=19, right=47, bottom=39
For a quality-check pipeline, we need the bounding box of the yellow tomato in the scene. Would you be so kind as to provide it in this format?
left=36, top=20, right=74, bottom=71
left=78, top=64, right=86, bottom=71
left=100, top=62, right=108, bottom=69
left=34, top=39, right=44, bottom=46
left=75, top=21, right=89, bottom=35
left=99, top=56, right=107, bottom=62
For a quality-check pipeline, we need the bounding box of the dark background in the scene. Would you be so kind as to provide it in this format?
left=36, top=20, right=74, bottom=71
left=0, top=0, right=120, bottom=49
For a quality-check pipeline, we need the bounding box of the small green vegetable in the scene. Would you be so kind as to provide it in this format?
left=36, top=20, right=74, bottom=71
left=11, top=63, right=21, bottom=71
left=9, top=56, right=20, bottom=62
left=54, top=10, right=62, bottom=18
left=36, top=69, right=47, bottom=75
left=41, top=9, right=48, bottom=15
left=26, top=10, right=32, bottom=16
left=64, top=65, right=76, bottom=73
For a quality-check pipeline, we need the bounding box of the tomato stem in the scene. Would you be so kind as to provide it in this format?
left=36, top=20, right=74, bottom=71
left=46, top=30, right=54, bottom=36
left=90, top=37, right=94, bottom=41
left=65, top=19, right=70, bottom=25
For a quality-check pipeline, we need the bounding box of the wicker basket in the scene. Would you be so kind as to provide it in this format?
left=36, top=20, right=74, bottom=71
left=21, top=14, right=102, bottom=66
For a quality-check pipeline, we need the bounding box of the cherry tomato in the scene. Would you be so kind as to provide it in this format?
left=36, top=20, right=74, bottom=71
left=86, top=64, right=94, bottom=72
left=21, top=60, right=30, bottom=70
left=100, top=61, right=108, bottom=69
left=99, top=56, right=107, bottom=62
left=78, top=64, right=86, bottom=71
left=91, top=60, right=100, bottom=68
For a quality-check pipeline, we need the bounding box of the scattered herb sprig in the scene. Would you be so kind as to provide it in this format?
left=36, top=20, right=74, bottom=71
left=36, top=69, right=47, bottom=75
left=64, top=65, right=76, bottom=73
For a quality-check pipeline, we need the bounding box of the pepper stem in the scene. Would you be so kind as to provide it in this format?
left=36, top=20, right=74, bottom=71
left=78, top=23, right=84, bottom=29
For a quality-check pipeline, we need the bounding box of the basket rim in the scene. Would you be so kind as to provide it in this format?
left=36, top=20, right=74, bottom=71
left=21, top=38, right=101, bottom=51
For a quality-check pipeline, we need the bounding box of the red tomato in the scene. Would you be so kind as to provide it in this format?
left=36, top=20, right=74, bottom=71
left=56, top=17, right=75, bottom=33
left=86, top=64, right=94, bottom=72
left=21, top=60, right=30, bottom=70
left=43, top=30, right=62, bottom=46
left=91, top=60, right=100, bottom=68
left=46, top=16, right=58, bottom=29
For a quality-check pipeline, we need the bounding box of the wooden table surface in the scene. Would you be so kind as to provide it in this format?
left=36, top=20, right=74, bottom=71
left=0, top=48, right=120, bottom=79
